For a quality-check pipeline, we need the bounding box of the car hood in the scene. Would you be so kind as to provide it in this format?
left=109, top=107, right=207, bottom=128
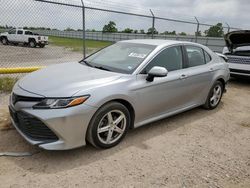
left=224, top=30, right=250, bottom=52
left=18, top=62, right=122, bottom=97
left=0, top=32, right=8, bottom=35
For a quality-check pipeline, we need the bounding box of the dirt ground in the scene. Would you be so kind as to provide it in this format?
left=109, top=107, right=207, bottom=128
left=0, top=79, right=249, bottom=188
left=0, top=44, right=82, bottom=68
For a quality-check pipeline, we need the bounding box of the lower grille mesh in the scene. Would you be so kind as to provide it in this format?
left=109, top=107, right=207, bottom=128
left=10, top=109, right=58, bottom=141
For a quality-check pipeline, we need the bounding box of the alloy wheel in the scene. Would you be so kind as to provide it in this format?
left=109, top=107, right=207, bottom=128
left=97, top=110, right=126, bottom=145
left=210, top=84, right=222, bottom=107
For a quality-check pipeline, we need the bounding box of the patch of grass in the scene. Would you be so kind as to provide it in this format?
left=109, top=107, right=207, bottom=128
left=0, top=77, right=18, bottom=92
left=49, top=36, right=113, bottom=52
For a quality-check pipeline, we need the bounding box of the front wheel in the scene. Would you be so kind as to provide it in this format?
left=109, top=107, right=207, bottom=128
left=29, top=40, right=37, bottom=48
left=1, top=37, right=8, bottom=45
left=87, top=102, right=130, bottom=149
left=203, top=81, right=223, bottom=110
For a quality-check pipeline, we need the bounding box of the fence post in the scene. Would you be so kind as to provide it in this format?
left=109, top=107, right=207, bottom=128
left=226, top=23, right=230, bottom=33
left=150, top=9, right=155, bottom=39
left=81, top=0, right=86, bottom=58
left=194, top=17, right=199, bottom=43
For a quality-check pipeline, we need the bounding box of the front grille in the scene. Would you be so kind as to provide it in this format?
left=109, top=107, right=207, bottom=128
left=227, top=55, right=250, bottom=65
left=9, top=108, right=58, bottom=142
left=12, top=93, right=44, bottom=105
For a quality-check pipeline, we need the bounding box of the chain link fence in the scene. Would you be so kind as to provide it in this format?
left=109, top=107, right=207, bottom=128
left=0, top=0, right=240, bottom=104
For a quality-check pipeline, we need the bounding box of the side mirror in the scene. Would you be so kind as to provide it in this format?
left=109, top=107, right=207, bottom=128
left=146, top=66, right=168, bottom=82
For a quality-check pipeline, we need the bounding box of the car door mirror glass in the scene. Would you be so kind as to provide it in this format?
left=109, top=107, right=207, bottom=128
left=146, top=66, right=168, bottom=82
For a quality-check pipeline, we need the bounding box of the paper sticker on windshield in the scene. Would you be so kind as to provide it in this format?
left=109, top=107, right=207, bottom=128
left=128, top=53, right=147, bottom=59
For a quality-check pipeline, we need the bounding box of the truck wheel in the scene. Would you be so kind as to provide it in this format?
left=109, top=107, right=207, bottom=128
left=1, top=37, right=8, bottom=45
left=39, top=44, right=45, bottom=48
left=29, top=40, right=37, bottom=48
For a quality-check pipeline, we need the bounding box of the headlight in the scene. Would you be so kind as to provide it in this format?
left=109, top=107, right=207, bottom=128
left=33, top=96, right=89, bottom=109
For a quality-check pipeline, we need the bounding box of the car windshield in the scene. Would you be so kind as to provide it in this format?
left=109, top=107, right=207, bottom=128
left=83, top=42, right=156, bottom=74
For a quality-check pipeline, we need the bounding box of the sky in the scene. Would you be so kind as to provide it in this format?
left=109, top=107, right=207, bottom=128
left=0, top=0, right=248, bottom=35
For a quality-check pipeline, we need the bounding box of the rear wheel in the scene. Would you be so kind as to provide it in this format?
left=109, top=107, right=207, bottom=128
left=1, top=37, right=8, bottom=45
left=87, top=102, right=130, bottom=149
left=29, top=40, right=37, bottom=48
left=203, top=81, right=223, bottom=110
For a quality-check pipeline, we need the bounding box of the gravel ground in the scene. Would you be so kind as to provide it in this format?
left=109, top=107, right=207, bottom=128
left=0, top=44, right=82, bottom=68
left=0, top=79, right=249, bottom=188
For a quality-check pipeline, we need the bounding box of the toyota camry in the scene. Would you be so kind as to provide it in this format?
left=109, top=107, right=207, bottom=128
left=9, top=40, right=230, bottom=150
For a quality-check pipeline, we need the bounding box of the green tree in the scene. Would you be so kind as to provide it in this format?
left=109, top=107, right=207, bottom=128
left=102, top=21, right=118, bottom=33
left=179, top=32, right=187, bottom=36
left=134, top=30, right=138, bottom=34
left=123, top=28, right=133, bottom=33
left=140, top=29, right=145, bottom=34
left=205, top=23, right=224, bottom=37
left=65, top=27, right=75, bottom=31
left=163, top=30, right=176, bottom=35
left=195, top=30, right=202, bottom=36
left=147, top=27, right=158, bottom=35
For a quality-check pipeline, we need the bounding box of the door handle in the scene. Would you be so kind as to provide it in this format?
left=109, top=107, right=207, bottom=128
left=180, top=74, right=188, bottom=79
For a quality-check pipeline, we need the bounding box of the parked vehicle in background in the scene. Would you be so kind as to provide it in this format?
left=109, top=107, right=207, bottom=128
left=0, top=28, right=48, bottom=48
left=223, top=30, right=250, bottom=78
left=9, top=39, right=229, bottom=150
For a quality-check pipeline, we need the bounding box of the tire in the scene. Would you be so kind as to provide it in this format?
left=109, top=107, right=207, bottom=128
left=29, top=40, right=37, bottom=48
left=87, top=102, right=131, bottom=149
left=39, top=44, right=45, bottom=48
left=1, top=37, right=8, bottom=45
left=203, top=81, right=224, bottom=110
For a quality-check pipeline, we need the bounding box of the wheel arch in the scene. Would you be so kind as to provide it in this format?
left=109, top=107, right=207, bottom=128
left=28, top=38, right=36, bottom=42
left=216, top=77, right=226, bottom=91
left=88, top=98, right=136, bottom=130
left=0, top=36, right=7, bottom=41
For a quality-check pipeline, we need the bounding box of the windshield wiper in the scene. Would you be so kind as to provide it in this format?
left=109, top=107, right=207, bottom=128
left=81, top=60, right=111, bottom=71
left=94, top=66, right=111, bottom=72
left=81, top=60, right=93, bottom=67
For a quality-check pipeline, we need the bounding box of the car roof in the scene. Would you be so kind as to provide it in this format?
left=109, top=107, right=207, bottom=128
left=119, top=39, right=191, bottom=46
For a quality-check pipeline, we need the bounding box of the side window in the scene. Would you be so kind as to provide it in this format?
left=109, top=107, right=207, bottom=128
left=143, top=46, right=183, bottom=73
left=17, top=30, right=23, bottom=35
left=8, top=29, right=16, bottom=34
left=25, top=31, right=33, bottom=35
left=186, top=46, right=206, bottom=67
left=204, top=50, right=211, bottom=63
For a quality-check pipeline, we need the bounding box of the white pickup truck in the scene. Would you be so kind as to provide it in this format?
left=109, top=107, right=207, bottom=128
left=0, top=28, right=48, bottom=48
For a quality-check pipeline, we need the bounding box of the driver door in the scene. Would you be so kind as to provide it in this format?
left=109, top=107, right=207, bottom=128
left=133, top=45, right=190, bottom=124
left=7, top=29, right=17, bottom=41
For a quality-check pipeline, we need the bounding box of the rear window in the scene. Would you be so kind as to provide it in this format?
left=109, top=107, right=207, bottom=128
left=186, top=46, right=206, bottom=67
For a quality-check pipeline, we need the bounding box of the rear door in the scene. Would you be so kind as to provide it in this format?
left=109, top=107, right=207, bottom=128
left=180, top=45, right=213, bottom=106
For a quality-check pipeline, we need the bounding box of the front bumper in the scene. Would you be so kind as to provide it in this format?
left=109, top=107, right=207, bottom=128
left=228, top=62, right=250, bottom=77
left=9, top=95, right=97, bottom=150
left=38, top=41, right=49, bottom=45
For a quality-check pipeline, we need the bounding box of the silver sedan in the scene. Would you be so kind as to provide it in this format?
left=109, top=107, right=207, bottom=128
left=9, top=40, right=230, bottom=150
